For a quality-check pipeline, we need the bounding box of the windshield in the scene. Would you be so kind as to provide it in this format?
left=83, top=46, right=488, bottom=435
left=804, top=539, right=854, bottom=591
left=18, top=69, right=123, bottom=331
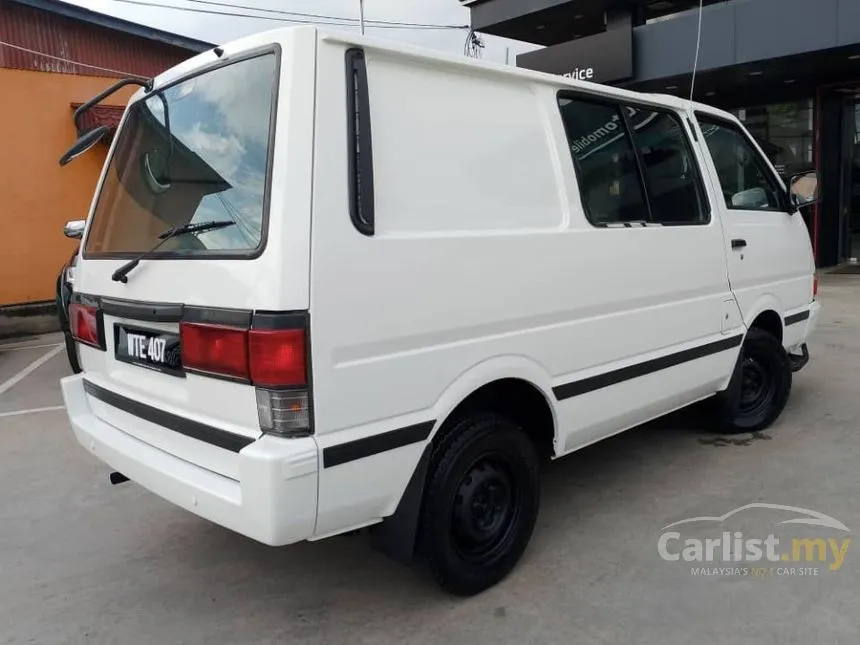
left=84, top=51, right=278, bottom=257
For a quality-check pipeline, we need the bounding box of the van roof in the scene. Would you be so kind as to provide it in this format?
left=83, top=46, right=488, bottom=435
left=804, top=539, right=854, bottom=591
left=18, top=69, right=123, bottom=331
left=316, top=28, right=736, bottom=120
left=151, top=25, right=737, bottom=123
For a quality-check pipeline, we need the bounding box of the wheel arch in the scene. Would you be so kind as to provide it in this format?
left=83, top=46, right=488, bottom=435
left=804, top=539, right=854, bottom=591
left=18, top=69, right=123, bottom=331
left=371, top=356, right=557, bottom=564
left=748, top=309, right=784, bottom=344
left=428, top=356, right=558, bottom=456
left=740, top=294, right=785, bottom=344
left=715, top=298, right=788, bottom=422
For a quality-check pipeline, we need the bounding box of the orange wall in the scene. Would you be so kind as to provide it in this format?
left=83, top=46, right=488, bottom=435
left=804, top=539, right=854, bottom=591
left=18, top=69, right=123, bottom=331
left=0, top=68, right=136, bottom=306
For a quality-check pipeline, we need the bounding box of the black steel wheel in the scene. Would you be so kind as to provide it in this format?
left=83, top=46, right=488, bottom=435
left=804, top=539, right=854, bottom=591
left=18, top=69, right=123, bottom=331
left=451, top=455, right=520, bottom=565
left=739, top=355, right=773, bottom=417
left=718, top=328, right=792, bottom=433
left=419, top=413, right=539, bottom=596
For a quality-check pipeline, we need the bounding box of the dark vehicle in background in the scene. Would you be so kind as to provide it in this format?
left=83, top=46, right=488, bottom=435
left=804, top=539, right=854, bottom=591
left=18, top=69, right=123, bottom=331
left=57, top=220, right=84, bottom=374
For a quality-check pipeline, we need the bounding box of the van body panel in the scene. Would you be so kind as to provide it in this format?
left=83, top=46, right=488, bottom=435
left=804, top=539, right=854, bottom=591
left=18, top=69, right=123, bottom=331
left=309, top=45, right=740, bottom=529
left=63, top=27, right=819, bottom=555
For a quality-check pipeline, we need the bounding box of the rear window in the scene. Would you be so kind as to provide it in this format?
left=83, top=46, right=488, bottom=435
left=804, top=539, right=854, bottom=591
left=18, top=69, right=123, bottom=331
left=84, top=51, right=278, bottom=257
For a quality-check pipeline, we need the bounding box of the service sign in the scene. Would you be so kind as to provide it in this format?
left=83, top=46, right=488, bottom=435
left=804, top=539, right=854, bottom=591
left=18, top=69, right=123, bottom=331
left=516, top=27, right=633, bottom=85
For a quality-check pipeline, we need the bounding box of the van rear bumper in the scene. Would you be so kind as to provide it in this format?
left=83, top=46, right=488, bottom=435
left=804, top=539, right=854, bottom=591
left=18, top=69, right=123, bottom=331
left=61, top=374, right=319, bottom=546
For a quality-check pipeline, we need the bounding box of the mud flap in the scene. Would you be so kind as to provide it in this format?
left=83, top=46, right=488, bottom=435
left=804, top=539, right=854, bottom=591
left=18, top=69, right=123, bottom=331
left=717, top=342, right=746, bottom=416
left=789, top=343, right=809, bottom=373
left=370, top=444, right=431, bottom=565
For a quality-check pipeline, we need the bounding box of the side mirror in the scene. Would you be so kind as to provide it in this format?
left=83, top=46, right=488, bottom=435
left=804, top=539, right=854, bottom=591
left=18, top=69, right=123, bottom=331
left=789, top=170, right=819, bottom=211
left=59, top=126, right=110, bottom=166
left=64, top=220, right=86, bottom=239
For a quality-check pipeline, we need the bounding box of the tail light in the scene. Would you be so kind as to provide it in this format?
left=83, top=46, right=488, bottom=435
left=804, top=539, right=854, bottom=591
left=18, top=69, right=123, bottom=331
left=250, top=327, right=310, bottom=437
left=69, top=303, right=104, bottom=349
left=180, top=323, right=249, bottom=380
left=179, top=317, right=312, bottom=437
left=813, top=274, right=819, bottom=300
left=255, top=389, right=311, bottom=437
left=248, top=329, right=306, bottom=387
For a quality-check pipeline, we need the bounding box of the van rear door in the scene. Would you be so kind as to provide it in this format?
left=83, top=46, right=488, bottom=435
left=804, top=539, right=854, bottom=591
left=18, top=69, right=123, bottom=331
left=71, top=32, right=316, bottom=478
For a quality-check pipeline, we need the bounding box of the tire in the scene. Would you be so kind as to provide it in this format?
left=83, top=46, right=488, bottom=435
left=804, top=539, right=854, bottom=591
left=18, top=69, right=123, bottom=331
left=64, top=331, right=82, bottom=374
left=419, top=413, right=540, bottom=596
left=716, top=328, right=792, bottom=434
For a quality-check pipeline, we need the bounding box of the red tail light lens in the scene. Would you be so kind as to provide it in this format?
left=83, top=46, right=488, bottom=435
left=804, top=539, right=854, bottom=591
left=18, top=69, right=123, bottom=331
left=249, top=329, right=307, bottom=387
left=180, top=323, right=249, bottom=380
left=180, top=320, right=308, bottom=389
left=179, top=316, right=311, bottom=435
left=69, top=303, right=102, bottom=348
left=813, top=274, right=819, bottom=300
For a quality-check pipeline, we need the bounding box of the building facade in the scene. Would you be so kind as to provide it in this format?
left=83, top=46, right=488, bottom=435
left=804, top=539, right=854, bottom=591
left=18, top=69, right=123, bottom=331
left=0, top=0, right=211, bottom=307
left=465, top=0, right=860, bottom=268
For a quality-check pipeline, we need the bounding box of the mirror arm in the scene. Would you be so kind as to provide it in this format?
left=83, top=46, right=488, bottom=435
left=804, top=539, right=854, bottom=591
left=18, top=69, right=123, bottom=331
left=157, top=93, right=174, bottom=176
left=788, top=198, right=799, bottom=215
left=73, top=76, right=152, bottom=134
left=785, top=191, right=798, bottom=214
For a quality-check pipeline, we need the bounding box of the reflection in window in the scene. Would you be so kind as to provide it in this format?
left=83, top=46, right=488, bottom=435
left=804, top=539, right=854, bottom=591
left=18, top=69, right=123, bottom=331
left=558, top=98, right=649, bottom=225
left=734, top=100, right=813, bottom=179
left=627, top=108, right=706, bottom=224
left=699, top=118, right=782, bottom=211
left=85, top=53, right=277, bottom=255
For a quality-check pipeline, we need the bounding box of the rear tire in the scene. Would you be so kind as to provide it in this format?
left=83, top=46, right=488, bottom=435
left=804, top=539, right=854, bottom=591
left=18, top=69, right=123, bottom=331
left=419, top=413, right=540, bottom=596
left=716, top=328, right=792, bottom=434
left=64, top=331, right=82, bottom=374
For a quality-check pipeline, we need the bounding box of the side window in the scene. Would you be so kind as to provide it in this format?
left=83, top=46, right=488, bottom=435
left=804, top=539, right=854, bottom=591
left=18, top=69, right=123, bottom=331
left=626, top=107, right=708, bottom=224
left=698, top=116, right=783, bottom=211
left=557, top=97, right=649, bottom=225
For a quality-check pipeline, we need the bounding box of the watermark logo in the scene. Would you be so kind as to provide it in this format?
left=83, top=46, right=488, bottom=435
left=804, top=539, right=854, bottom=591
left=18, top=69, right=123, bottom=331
left=657, top=503, right=851, bottom=577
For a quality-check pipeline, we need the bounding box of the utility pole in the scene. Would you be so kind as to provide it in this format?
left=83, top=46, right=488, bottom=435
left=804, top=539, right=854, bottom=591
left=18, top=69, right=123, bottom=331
left=359, top=0, right=365, bottom=35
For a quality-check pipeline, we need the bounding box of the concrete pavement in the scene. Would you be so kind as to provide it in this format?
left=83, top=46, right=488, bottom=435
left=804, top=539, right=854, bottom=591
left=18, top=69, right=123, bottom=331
left=1, top=277, right=859, bottom=644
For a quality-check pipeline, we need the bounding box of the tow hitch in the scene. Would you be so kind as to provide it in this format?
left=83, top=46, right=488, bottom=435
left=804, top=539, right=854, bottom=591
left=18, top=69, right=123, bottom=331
left=789, top=343, right=809, bottom=373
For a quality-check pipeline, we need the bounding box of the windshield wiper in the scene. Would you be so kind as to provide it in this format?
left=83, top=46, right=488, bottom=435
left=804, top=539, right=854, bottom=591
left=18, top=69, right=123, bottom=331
left=111, top=220, right=236, bottom=284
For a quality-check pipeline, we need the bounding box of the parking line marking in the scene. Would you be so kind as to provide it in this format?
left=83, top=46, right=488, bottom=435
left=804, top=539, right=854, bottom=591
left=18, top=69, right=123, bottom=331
left=0, top=345, right=65, bottom=397
left=0, top=405, right=65, bottom=418
left=0, top=342, right=63, bottom=353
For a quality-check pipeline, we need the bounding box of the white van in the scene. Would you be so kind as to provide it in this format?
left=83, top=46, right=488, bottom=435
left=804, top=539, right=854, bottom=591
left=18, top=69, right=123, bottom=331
left=60, top=26, right=820, bottom=596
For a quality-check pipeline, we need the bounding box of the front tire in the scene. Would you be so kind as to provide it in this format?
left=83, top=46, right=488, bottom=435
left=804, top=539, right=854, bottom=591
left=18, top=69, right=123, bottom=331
left=717, top=328, right=792, bottom=433
left=419, top=413, right=540, bottom=596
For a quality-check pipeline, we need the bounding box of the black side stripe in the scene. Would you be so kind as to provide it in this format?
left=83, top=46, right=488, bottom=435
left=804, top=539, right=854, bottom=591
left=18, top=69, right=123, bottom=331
left=553, top=335, right=743, bottom=401
left=323, top=421, right=434, bottom=468
left=83, top=380, right=254, bottom=453
left=785, top=310, right=811, bottom=326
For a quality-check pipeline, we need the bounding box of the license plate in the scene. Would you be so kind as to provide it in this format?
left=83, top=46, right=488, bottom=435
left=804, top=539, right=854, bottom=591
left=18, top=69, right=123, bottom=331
left=115, top=324, right=183, bottom=376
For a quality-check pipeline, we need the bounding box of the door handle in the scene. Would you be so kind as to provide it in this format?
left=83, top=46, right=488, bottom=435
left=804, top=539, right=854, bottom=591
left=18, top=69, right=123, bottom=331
left=731, top=239, right=747, bottom=250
